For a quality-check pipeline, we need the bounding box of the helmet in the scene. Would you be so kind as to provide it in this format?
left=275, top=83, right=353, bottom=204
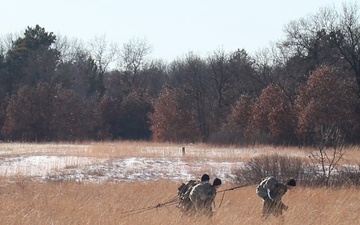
left=287, top=179, right=296, bottom=187
left=201, top=174, right=210, bottom=182
left=213, top=178, right=222, bottom=186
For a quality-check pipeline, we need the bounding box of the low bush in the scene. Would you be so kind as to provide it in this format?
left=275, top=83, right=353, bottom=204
left=233, top=154, right=309, bottom=185
left=233, top=154, right=360, bottom=188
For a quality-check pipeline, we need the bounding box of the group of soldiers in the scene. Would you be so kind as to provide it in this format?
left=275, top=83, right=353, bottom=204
left=177, top=174, right=296, bottom=220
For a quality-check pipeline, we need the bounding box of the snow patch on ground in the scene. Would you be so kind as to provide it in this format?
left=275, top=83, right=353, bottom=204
left=0, top=156, right=106, bottom=177
left=0, top=155, right=243, bottom=183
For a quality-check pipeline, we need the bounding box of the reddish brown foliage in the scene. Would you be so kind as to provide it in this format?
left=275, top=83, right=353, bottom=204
left=251, top=83, right=294, bottom=140
left=1, top=83, right=91, bottom=141
left=226, top=95, right=254, bottom=139
left=294, top=65, right=360, bottom=141
left=149, top=87, right=200, bottom=142
left=2, top=83, right=52, bottom=140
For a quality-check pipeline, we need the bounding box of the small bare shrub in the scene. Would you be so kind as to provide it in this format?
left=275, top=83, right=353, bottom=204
left=333, top=165, right=360, bottom=188
left=233, top=154, right=309, bottom=185
left=308, top=124, right=347, bottom=186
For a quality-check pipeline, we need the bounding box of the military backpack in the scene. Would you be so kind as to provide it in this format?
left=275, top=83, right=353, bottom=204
left=256, top=176, right=279, bottom=199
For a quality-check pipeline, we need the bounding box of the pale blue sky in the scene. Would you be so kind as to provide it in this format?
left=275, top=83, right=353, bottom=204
left=1, top=0, right=351, bottom=62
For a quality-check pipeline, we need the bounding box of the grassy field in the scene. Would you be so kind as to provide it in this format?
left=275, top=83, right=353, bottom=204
left=0, top=180, right=359, bottom=224
left=0, top=142, right=359, bottom=224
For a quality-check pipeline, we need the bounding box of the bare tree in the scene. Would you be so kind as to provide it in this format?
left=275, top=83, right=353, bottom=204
left=282, top=2, right=360, bottom=91
left=88, top=34, right=119, bottom=74
left=206, top=48, right=232, bottom=130
left=54, top=35, right=86, bottom=64
left=331, top=2, right=360, bottom=90
left=0, top=32, right=22, bottom=54
left=118, top=37, right=152, bottom=75
left=115, top=37, right=153, bottom=92
left=168, top=53, right=210, bottom=141
left=308, top=124, right=346, bottom=186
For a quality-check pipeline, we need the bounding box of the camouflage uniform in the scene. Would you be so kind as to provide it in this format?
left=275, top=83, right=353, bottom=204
left=177, top=180, right=199, bottom=214
left=189, top=183, right=217, bottom=216
left=256, top=177, right=288, bottom=219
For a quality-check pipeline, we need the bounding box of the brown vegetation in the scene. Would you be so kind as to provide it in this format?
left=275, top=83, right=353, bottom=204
left=0, top=142, right=359, bottom=224
left=0, top=180, right=359, bottom=224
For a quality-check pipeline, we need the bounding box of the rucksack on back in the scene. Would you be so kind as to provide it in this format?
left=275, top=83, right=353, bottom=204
left=256, top=176, right=279, bottom=198
left=178, top=180, right=199, bottom=201
left=198, top=183, right=216, bottom=201
left=190, top=183, right=216, bottom=202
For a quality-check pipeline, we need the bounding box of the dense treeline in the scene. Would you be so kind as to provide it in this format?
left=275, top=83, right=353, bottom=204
left=1, top=3, right=360, bottom=145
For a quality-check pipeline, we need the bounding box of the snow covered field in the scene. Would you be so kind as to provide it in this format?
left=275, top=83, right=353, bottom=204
left=0, top=152, right=241, bottom=183
left=0, top=143, right=306, bottom=183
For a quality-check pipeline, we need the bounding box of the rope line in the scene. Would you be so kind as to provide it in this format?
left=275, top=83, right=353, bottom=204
left=118, top=183, right=252, bottom=219
left=217, top=183, right=252, bottom=193
left=118, top=195, right=179, bottom=219
left=218, top=190, right=226, bottom=208
left=216, top=183, right=252, bottom=209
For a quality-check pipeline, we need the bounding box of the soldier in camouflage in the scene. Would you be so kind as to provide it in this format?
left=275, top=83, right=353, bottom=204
left=256, top=176, right=296, bottom=220
left=177, top=174, right=210, bottom=214
left=189, top=178, right=222, bottom=217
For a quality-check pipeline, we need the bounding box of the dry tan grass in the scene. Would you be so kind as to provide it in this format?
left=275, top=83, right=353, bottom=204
left=1, top=142, right=360, bottom=224
left=2, top=141, right=359, bottom=163
left=0, top=180, right=359, bottom=224
left=0, top=141, right=318, bottom=161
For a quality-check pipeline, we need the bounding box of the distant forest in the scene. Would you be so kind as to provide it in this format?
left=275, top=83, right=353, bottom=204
left=1, top=2, right=360, bottom=146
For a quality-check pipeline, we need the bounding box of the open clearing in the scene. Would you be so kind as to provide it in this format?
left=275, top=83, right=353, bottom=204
left=0, top=142, right=360, bottom=225
left=0, top=142, right=310, bottom=183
